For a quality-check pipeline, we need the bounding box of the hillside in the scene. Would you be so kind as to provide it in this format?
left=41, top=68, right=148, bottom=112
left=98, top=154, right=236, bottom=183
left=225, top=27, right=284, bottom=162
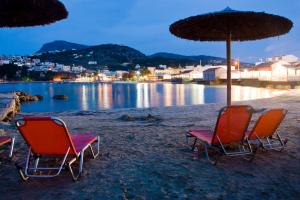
left=34, top=44, right=147, bottom=70
left=36, top=40, right=89, bottom=54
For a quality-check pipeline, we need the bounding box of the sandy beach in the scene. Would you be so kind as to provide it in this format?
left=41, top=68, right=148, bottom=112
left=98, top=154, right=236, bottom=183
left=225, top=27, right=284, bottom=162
left=0, top=89, right=299, bottom=199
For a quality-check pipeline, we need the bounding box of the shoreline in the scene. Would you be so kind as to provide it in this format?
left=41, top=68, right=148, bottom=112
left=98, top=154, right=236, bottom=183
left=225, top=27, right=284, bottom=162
left=0, top=80, right=297, bottom=90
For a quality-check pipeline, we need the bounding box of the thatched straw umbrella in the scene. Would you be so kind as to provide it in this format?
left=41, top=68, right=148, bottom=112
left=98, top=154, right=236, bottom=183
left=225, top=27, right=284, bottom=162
left=0, top=0, right=68, bottom=27
left=170, top=7, right=293, bottom=106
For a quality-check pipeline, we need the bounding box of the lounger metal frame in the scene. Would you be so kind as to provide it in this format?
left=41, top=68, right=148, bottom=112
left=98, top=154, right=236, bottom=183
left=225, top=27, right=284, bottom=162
left=16, top=117, right=100, bottom=181
left=186, top=106, right=254, bottom=164
left=249, top=131, right=287, bottom=151
left=247, top=109, right=288, bottom=152
left=186, top=133, right=253, bottom=164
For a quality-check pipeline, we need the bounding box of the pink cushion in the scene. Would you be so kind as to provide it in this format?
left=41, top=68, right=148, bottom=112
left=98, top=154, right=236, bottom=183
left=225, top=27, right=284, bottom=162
left=188, top=129, right=214, bottom=144
left=71, top=134, right=98, bottom=154
left=0, top=136, right=11, bottom=146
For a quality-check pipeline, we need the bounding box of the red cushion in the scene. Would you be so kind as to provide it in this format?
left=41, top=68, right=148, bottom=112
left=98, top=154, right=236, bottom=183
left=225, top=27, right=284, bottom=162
left=188, top=129, right=214, bottom=144
left=71, top=134, right=98, bottom=154
left=0, top=136, right=11, bottom=146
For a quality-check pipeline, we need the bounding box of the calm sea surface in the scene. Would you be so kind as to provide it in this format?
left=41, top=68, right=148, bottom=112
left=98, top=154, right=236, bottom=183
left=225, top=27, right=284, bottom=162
left=0, top=82, right=283, bottom=113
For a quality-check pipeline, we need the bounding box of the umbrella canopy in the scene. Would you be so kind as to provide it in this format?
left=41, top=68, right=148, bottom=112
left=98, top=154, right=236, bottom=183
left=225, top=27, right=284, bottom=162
left=0, top=0, right=68, bottom=27
left=170, top=7, right=293, bottom=105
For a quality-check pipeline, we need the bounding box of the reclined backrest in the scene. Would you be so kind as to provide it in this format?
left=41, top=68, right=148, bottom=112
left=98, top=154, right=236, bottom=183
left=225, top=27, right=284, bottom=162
left=16, top=117, right=77, bottom=155
left=248, top=109, right=287, bottom=139
left=212, top=105, right=253, bottom=145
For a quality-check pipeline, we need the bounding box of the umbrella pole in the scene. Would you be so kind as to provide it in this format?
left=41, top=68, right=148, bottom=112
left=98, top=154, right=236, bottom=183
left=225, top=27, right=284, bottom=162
left=226, top=32, right=232, bottom=106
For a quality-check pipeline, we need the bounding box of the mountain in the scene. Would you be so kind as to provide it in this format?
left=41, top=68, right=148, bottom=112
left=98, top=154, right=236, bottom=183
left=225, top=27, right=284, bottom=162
left=36, top=40, right=89, bottom=54
left=150, top=52, right=252, bottom=67
left=150, top=52, right=226, bottom=62
left=33, top=41, right=249, bottom=70
left=149, top=52, right=227, bottom=65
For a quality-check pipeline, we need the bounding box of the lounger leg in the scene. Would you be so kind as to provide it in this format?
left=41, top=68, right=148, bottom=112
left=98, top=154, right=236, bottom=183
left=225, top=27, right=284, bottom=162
left=89, top=136, right=100, bottom=159
left=266, top=137, right=272, bottom=148
left=243, top=139, right=256, bottom=162
left=203, top=144, right=218, bottom=165
left=191, top=138, right=197, bottom=151
left=185, top=134, right=189, bottom=146
left=69, top=137, right=100, bottom=181
left=256, top=137, right=267, bottom=151
left=79, top=151, right=84, bottom=173
left=204, top=144, right=210, bottom=161
left=17, top=147, right=32, bottom=181
left=24, top=148, right=32, bottom=177
left=33, top=157, right=40, bottom=173
left=16, top=165, right=29, bottom=181
left=68, top=148, right=86, bottom=181
left=68, top=155, right=83, bottom=181
left=276, top=132, right=288, bottom=152
left=185, top=133, right=193, bottom=146
left=9, top=137, right=15, bottom=158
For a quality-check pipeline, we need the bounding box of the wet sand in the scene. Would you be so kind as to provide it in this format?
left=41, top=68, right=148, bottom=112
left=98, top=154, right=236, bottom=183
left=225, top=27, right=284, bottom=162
left=0, top=90, right=299, bottom=199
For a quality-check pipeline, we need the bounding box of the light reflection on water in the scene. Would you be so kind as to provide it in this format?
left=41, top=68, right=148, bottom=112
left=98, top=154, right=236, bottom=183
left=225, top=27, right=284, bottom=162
left=0, top=82, right=283, bottom=113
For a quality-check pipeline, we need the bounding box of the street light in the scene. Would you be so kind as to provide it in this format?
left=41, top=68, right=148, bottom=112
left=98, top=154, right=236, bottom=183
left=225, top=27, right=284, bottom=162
left=233, top=58, right=240, bottom=80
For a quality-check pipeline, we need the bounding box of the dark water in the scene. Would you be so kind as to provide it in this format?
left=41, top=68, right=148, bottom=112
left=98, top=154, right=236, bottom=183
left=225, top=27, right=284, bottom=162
left=0, top=82, right=282, bottom=113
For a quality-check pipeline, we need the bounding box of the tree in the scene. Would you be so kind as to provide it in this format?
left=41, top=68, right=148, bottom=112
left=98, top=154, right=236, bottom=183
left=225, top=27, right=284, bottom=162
left=121, top=71, right=136, bottom=81
left=0, top=64, right=23, bottom=80
left=140, top=68, right=151, bottom=76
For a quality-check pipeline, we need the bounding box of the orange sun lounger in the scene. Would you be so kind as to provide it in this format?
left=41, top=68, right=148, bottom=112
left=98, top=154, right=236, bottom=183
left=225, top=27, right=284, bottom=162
left=0, top=136, right=15, bottom=157
left=15, top=116, right=100, bottom=181
left=186, top=105, right=254, bottom=164
left=246, top=108, right=287, bottom=151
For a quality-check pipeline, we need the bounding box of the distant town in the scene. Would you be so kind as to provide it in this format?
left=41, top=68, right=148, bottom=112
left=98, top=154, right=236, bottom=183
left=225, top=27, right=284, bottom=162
left=0, top=54, right=299, bottom=88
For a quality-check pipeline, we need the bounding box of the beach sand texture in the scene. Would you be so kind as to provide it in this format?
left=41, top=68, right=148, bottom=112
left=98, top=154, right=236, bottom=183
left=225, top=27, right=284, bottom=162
left=0, top=90, right=299, bottom=199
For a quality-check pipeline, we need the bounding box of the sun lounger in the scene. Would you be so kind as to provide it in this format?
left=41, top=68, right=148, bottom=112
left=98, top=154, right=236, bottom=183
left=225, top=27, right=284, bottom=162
left=0, top=136, right=15, bottom=158
left=246, top=109, right=287, bottom=151
left=186, top=105, right=253, bottom=164
left=15, top=116, right=100, bottom=181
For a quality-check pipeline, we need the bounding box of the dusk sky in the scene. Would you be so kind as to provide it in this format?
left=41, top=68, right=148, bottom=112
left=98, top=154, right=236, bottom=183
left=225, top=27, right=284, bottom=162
left=0, top=0, right=299, bottom=62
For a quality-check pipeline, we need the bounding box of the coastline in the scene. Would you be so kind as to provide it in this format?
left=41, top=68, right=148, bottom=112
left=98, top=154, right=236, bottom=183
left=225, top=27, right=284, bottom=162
left=0, top=89, right=299, bottom=199
left=0, top=80, right=298, bottom=90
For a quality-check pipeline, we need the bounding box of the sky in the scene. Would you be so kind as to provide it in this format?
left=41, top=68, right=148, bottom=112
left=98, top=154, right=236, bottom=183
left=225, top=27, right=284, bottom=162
left=0, top=0, right=299, bottom=62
